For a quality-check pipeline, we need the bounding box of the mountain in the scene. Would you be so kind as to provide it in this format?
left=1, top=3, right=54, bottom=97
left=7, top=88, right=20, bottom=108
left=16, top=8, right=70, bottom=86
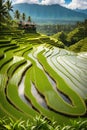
left=13, top=3, right=87, bottom=24
left=75, top=9, right=87, bottom=15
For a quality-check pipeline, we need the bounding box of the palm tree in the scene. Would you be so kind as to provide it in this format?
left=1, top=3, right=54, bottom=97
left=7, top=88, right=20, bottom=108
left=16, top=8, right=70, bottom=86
left=14, top=10, right=20, bottom=20
left=0, top=0, right=13, bottom=23
left=5, top=0, right=13, bottom=20
left=0, top=0, right=2, bottom=21
left=21, top=12, right=26, bottom=21
left=5, top=0, right=13, bottom=12
left=0, top=0, right=7, bottom=22
left=27, top=16, right=31, bottom=22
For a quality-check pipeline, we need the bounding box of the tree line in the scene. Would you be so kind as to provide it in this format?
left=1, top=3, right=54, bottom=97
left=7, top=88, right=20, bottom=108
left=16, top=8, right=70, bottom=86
left=0, top=0, right=13, bottom=23
left=0, top=0, right=31, bottom=26
left=53, top=19, right=87, bottom=46
left=14, top=10, right=31, bottom=22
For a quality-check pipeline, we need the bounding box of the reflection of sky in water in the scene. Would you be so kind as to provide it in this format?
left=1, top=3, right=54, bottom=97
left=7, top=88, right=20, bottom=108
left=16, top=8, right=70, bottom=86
left=47, top=48, right=87, bottom=99
left=31, top=82, right=48, bottom=109
left=18, top=76, right=32, bottom=107
left=18, top=45, right=87, bottom=108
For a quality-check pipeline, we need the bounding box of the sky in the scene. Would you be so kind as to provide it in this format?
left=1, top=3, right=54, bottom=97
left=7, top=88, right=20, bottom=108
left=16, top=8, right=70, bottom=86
left=12, top=0, right=87, bottom=9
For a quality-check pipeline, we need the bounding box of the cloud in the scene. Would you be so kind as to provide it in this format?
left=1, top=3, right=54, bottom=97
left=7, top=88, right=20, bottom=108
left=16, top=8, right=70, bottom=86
left=64, top=0, right=87, bottom=9
left=13, top=0, right=65, bottom=5
left=41, top=0, right=65, bottom=5
left=13, top=0, right=87, bottom=9
left=13, top=0, right=39, bottom=4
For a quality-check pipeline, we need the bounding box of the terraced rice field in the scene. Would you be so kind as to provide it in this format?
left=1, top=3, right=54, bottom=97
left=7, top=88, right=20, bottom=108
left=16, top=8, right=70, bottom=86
left=0, top=31, right=87, bottom=125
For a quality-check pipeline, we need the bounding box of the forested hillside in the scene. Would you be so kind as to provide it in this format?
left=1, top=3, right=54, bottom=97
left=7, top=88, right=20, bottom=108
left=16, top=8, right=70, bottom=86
left=52, top=19, right=87, bottom=52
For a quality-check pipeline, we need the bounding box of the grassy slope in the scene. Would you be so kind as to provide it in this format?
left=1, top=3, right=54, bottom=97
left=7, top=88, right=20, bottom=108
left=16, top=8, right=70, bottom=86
left=52, top=25, right=87, bottom=52
left=66, top=27, right=86, bottom=44
left=68, top=37, right=87, bottom=52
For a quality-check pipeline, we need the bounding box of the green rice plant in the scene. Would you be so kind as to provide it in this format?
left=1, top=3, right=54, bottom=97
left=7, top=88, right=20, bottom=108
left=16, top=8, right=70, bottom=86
left=0, top=116, right=60, bottom=130
left=23, top=33, right=40, bottom=39
left=69, top=119, right=87, bottom=130
left=30, top=115, right=54, bottom=130
left=0, top=39, right=11, bottom=44
left=0, top=117, right=7, bottom=130
left=5, top=118, right=26, bottom=130
left=0, top=50, right=4, bottom=59
left=23, top=51, right=69, bottom=125
left=30, top=48, right=76, bottom=116
left=0, top=116, right=87, bottom=130
left=14, top=45, right=32, bottom=56
left=0, top=55, right=32, bottom=120
left=0, top=80, right=29, bottom=120
left=37, top=50, right=86, bottom=116
left=0, top=52, right=13, bottom=69
left=0, top=31, right=87, bottom=126
left=26, top=39, right=42, bottom=44
left=3, top=46, right=19, bottom=52
left=7, top=59, right=27, bottom=78
left=0, top=117, right=26, bottom=130
left=0, top=44, right=17, bottom=48
left=6, top=62, right=38, bottom=118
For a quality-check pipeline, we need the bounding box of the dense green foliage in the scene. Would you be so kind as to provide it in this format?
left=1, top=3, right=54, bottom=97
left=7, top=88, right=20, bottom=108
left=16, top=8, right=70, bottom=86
left=52, top=31, right=67, bottom=44
left=37, top=24, right=76, bottom=35
left=52, top=19, right=87, bottom=52
left=0, top=0, right=13, bottom=23
left=0, top=116, right=87, bottom=130
left=68, top=37, right=87, bottom=52
left=66, top=26, right=87, bottom=46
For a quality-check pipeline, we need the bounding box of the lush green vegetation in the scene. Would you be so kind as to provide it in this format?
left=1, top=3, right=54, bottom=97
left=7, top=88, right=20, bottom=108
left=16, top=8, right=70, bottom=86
left=37, top=24, right=76, bottom=36
left=52, top=19, right=87, bottom=52
left=0, top=116, right=87, bottom=130
left=0, top=1, right=87, bottom=129
left=69, top=37, right=87, bottom=52
left=0, top=30, right=87, bottom=126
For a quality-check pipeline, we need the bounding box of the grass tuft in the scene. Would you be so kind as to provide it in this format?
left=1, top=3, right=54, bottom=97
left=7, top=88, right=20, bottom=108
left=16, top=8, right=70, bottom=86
left=0, top=116, right=87, bottom=130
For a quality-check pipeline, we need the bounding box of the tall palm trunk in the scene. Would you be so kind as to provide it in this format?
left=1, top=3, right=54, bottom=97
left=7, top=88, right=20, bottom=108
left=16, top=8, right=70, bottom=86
left=0, top=0, right=2, bottom=6
left=0, top=0, right=3, bottom=23
left=0, top=0, right=2, bottom=5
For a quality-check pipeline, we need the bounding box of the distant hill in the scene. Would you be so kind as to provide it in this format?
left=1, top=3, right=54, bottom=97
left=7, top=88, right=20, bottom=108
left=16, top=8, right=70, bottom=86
left=52, top=18, right=87, bottom=47
left=13, top=3, right=87, bottom=24
left=69, top=37, right=87, bottom=52
left=75, top=9, right=87, bottom=15
left=52, top=28, right=87, bottom=52
left=52, top=27, right=87, bottom=46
